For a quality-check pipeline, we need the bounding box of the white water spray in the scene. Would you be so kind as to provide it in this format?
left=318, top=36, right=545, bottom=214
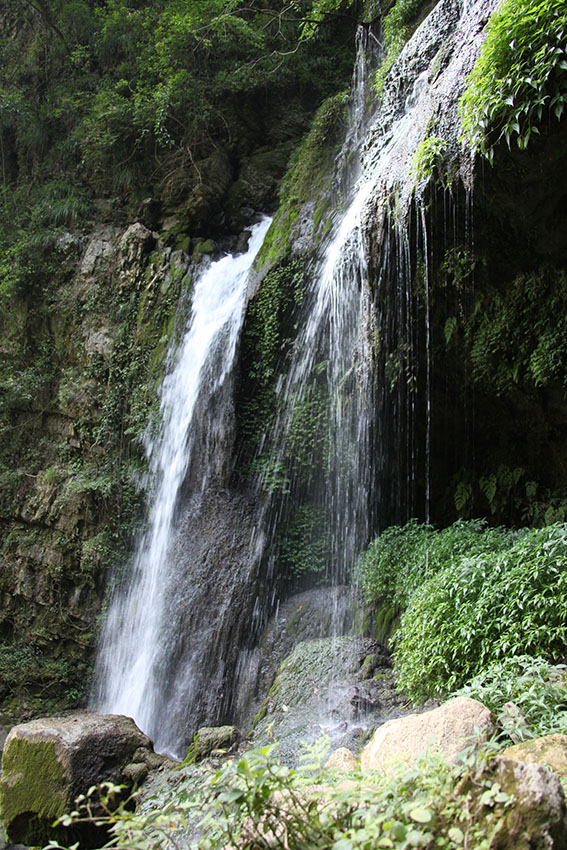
left=92, top=218, right=271, bottom=752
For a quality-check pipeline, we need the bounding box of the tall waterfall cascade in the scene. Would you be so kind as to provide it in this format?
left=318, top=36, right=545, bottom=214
left=92, top=218, right=271, bottom=756
left=93, top=0, right=500, bottom=757
left=250, top=0, right=497, bottom=590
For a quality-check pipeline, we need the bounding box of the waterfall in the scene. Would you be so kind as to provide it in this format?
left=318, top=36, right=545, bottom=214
left=234, top=0, right=497, bottom=729
left=251, top=23, right=438, bottom=596
left=92, top=217, right=271, bottom=756
left=92, top=0, right=499, bottom=755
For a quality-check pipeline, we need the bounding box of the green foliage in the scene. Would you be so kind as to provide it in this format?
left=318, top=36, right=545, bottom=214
left=0, top=0, right=356, bottom=198
left=454, top=655, right=567, bottom=741
left=50, top=740, right=518, bottom=850
left=246, top=260, right=306, bottom=389
left=394, top=524, right=567, bottom=701
left=466, top=268, right=567, bottom=393
left=460, top=0, right=567, bottom=159
left=356, top=518, right=516, bottom=618
left=0, top=643, right=88, bottom=706
left=411, top=135, right=447, bottom=183
left=49, top=781, right=190, bottom=848
left=278, top=503, right=329, bottom=576
left=256, top=89, right=350, bottom=267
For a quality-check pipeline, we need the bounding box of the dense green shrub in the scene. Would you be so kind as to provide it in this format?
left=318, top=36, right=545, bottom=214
left=460, top=0, right=567, bottom=158
left=394, top=524, right=567, bottom=701
left=356, top=519, right=517, bottom=618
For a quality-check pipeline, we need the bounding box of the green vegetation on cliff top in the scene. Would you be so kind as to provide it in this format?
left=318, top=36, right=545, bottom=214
left=460, top=0, right=567, bottom=157
left=0, top=0, right=356, bottom=204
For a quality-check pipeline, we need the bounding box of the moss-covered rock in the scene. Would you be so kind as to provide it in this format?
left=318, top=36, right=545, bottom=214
left=251, top=636, right=405, bottom=764
left=0, top=218, right=189, bottom=716
left=503, top=734, right=567, bottom=778
left=194, top=725, right=240, bottom=760
left=0, top=713, right=155, bottom=846
left=486, top=756, right=567, bottom=849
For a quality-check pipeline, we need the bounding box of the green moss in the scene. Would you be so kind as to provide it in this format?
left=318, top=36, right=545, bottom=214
left=313, top=197, right=331, bottom=236
left=0, top=738, right=68, bottom=840
left=373, top=605, right=400, bottom=644
left=255, top=90, right=349, bottom=268
left=236, top=258, right=306, bottom=472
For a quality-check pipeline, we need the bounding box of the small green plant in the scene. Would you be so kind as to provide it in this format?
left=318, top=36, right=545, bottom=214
left=411, top=135, right=447, bottom=183
left=466, top=269, right=567, bottom=394
left=454, top=655, right=567, bottom=741
left=460, top=0, right=567, bottom=159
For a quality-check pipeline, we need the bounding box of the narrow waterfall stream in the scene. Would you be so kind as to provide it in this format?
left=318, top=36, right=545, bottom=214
left=92, top=218, right=271, bottom=756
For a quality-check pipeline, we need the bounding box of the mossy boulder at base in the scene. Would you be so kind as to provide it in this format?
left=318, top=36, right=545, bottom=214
left=360, top=696, right=494, bottom=773
left=0, top=712, right=157, bottom=846
left=503, top=734, right=567, bottom=777
left=251, top=636, right=406, bottom=764
left=485, top=756, right=567, bottom=850
left=194, top=725, right=240, bottom=760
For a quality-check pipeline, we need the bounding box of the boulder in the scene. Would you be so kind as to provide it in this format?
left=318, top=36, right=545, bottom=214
left=0, top=712, right=157, bottom=846
left=487, top=756, right=567, bottom=849
left=251, top=636, right=406, bottom=765
left=502, top=734, right=567, bottom=777
left=194, top=725, right=240, bottom=760
left=325, top=747, right=357, bottom=772
left=360, top=696, right=493, bottom=773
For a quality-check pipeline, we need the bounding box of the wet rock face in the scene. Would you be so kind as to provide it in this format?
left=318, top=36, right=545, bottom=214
left=250, top=636, right=407, bottom=765
left=234, top=587, right=368, bottom=731
left=0, top=216, right=189, bottom=714
left=134, top=486, right=263, bottom=758
left=0, top=713, right=159, bottom=846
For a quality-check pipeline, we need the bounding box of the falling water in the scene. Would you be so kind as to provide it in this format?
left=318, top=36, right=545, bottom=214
left=254, top=29, right=440, bottom=597
left=93, top=0, right=499, bottom=753
left=92, top=217, right=271, bottom=755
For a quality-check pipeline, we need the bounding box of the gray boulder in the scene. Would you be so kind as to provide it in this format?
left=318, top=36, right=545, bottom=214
left=360, top=696, right=494, bottom=773
left=0, top=712, right=160, bottom=846
left=193, top=725, right=240, bottom=760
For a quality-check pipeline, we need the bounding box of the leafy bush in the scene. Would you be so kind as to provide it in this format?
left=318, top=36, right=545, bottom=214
left=356, top=519, right=517, bottom=619
left=460, top=0, right=567, bottom=159
left=394, top=524, right=567, bottom=701
left=454, top=655, right=567, bottom=741
left=411, top=135, right=447, bottom=183
left=52, top=739, right=515, bottom=850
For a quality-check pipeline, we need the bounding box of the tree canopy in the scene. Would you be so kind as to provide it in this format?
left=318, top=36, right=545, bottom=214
left=0, top=0, right=357, bottom=200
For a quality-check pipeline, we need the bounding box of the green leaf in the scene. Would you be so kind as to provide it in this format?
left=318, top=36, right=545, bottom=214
left=448, top=826, right=464, bottom=843
left=409, top=806, right=433, bottom=824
